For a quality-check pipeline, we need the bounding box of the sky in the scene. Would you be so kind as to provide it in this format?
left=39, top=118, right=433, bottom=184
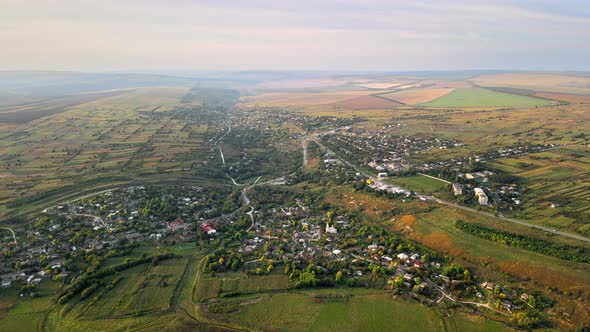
left=1, top=0, right=589, bottom=72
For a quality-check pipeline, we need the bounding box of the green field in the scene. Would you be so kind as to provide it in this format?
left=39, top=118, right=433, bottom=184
left=419, top=87, right=551, bottom=108
left=202, top=289, right=514, bottom=332
left=387, top=174, right=450, bottom=196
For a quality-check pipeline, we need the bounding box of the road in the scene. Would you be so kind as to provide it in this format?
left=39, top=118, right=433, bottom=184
left=218, top=146, right=225, bottom=164
left=311, top=136, right=590, bottom=243
left=301, top=137, right=308, bottom=167
left=0, top=227, right=17, bottom=247
left=42, top=188, right=114, bottom=213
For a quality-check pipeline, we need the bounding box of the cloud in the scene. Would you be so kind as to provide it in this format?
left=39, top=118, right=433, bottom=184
left=0, top=0, right=588, bottom=71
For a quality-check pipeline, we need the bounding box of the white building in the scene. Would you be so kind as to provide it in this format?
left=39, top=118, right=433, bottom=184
left=474, top=188, right=488, bottom=205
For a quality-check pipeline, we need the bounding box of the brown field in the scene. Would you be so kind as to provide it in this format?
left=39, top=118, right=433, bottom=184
left=255, top=78, right=350, bottom=89
left=0, top=90, right=133, bottom=123
left=535, top=92, right=590, bottom=103
left=379, top=87, right=455, bottom=105
left=472, top=73, right=590, bottom=95
left=354, top=82, right=403, bottom=89
left=241, top=90, right=376, bottom=107
left=331, top=95, right=403, bottom=110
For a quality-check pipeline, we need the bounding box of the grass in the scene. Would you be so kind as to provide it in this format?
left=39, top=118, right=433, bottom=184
left=386, top=174, right=449, bottom=195
left=418, top=87, right=551, bottom=108
left=202, top=288, right=514, bottom=332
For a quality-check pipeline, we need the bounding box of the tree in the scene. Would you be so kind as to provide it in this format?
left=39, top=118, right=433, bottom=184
left=335, top=271, right=343, bottom=282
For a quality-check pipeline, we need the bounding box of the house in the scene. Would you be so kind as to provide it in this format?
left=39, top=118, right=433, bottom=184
left=1, top=280, right=11, bottom=288
left=200, top=223, right=216, bottom=235
left=451, top=183, right=462, bottom=196
left=397, top=253, right=409, bottom=260
left=474, top=188, right=488, bottom=205
left=377, top=172, right=388, bottom=179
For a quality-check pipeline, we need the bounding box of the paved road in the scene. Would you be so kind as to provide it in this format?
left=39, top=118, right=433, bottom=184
left=311, top=136, right=590, bottom=244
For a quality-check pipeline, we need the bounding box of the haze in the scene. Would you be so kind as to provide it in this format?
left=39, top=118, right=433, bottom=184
left=1, top=0, right=589, bottom=72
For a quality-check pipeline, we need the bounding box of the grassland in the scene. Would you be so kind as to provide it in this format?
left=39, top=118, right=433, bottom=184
left=419, top=87, right=551, bottom=108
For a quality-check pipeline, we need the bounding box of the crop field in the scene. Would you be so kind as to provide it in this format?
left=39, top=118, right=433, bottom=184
left=534, top=92, right=590, bottom=104
left=472, top=73, right=590, bottom=95
left=0, top=87, right=213, bottom=211
left=489, top=146, right=590, bottom=234
left=379, top=87, right=455, bottom=105
left=240, top=90, right=377, bottom=107
left=418, top=87, right=551, bottom=108
left=331, top=95, right=402, bottom=110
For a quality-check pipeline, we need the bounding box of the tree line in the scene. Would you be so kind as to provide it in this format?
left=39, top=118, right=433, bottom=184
left=455, top=220, right=590, bottom=263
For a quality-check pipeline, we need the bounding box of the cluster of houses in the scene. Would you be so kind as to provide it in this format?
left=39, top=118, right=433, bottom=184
left=0, top=185, right=228, bottom=290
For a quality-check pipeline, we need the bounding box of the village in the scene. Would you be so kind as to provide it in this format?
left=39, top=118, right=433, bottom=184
left=0, top=185, right=232, bottom=292
left=317, top=128, right=556, bottom=212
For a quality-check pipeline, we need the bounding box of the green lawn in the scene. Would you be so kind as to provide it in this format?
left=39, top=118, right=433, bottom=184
left=419, top=87, right=551, bottom=108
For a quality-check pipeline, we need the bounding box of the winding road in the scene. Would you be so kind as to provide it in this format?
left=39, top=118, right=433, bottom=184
left=1, top=227, right=17, bottom=247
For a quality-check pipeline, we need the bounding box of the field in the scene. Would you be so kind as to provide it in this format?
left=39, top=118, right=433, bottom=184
left=379, top=87, right=455, bottom=105
left=489, top=146, right=590, bottom=235
left=0, top=87, right=212, bottom=212
left=472, top=73, right=590, bottom=95
left=534, top=92, right=590, bottom=104
left=200, top=288, right=513, bottom=332
left=331, top=95, right=402, bottom=110
left=419, top=87, right=551, bottom=108
left=386, top=174, right=450, bottom=195
left=194, top=269, right=290, bottom=302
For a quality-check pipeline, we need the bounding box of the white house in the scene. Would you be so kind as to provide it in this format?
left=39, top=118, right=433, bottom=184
left=397, top=253, right=409, bottom=260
